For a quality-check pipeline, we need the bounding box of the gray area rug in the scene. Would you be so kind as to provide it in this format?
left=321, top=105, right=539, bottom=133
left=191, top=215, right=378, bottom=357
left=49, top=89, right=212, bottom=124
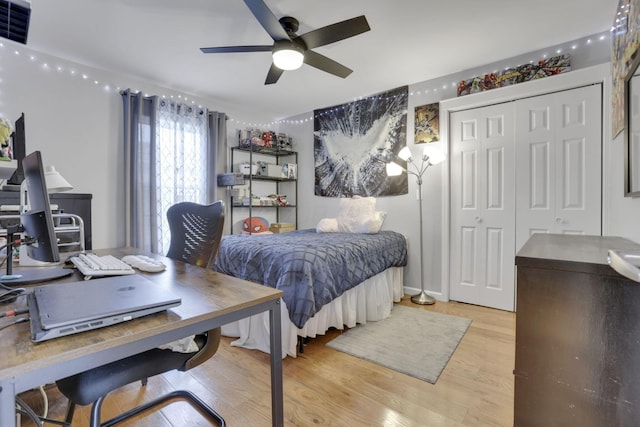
left=326, top=305, right=472, bottom=383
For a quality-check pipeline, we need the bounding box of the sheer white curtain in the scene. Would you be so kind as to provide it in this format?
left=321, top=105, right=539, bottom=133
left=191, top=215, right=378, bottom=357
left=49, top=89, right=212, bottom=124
left=155, top=99, right=209, bottom=253
left=122, top=89, right=226, bottom=254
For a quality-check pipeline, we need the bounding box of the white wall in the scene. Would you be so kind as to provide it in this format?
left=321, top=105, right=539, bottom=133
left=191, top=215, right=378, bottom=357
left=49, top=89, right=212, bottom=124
left=2, top=30, right=624, bottom=300
left=0, top=41, right=257, bottom=249
left=1, top=45, right=124, bottom=249
left=606, top=132, right=640, bottom=242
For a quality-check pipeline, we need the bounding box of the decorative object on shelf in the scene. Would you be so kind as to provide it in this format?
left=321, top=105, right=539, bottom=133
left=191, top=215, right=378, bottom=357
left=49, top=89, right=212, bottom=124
left=0, top=117, right=13, bottom=160
left=414, top=103, right=440, bottom=144
left=238, top=128, right=263, bottom=148
left=238, top=128, right=294, bottom=152
left=457, top=54, right=571, bottom=97
left=285, top=163, right=297, bottom=179
left=386, top=145, right=445, bottom=305
left=261, top=131, right=276, bottom=148
left=241, top=193, right=261, bottom=206
left=243, top=216, right=271, bottom=234
left=255, top=162, right=297, bottom=178
left=269, top=223, right=295, bottom=233
left=256, top=161, right=268, bottom=176
left=276, top=133, right=292, bottom=150
left=216, top=172, right=245, bottom=187
left=260, top=194, right=287, bottom=206
left=239, top=162, right=259, bottom=176
left=266, top=163, right=284, bottom=178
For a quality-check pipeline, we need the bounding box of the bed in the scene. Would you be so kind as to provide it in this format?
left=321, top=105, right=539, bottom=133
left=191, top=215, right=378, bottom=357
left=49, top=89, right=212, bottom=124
left=213, top=228, right=408, bottom=357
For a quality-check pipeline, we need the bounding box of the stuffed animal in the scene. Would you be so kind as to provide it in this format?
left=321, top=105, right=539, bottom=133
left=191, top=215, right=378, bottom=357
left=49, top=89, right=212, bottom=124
left=243, top=216, right=270, bottom=234
left=261, top=131, right=275, bottom=148
left=0, top=117, right=13, bottom=146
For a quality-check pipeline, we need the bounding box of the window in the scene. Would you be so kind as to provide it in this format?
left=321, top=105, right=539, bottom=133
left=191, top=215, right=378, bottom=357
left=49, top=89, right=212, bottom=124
left=155, top=100, right=208, bottom=253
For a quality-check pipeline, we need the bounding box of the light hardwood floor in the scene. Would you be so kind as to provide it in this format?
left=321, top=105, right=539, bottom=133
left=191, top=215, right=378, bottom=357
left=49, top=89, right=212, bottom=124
left=19, top=296, right=515, bottom=426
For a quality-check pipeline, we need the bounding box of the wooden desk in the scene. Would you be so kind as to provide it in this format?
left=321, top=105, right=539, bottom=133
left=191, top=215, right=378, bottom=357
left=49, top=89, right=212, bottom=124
left=0, top=247, right=284, bottom=426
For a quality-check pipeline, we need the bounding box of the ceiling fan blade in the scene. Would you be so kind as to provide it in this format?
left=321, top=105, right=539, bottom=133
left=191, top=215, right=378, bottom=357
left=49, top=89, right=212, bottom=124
left=297, top=15, right=370, bottom=49
left=243, top=0, right=290, bottom=41
left=303, top=50, right=353, bottom=79
left=200, top=45, right=273, bottom=54
left=265, top=63, right=285, bottom=85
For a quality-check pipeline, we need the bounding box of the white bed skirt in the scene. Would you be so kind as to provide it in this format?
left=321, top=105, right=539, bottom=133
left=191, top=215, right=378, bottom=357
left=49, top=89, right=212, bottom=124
left=221, top=267, right=404, bottom=358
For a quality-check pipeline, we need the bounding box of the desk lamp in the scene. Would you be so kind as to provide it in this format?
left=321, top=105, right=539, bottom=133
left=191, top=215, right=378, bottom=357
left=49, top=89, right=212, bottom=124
left=44, top=166, right=73, bottom=193
left=19, top=165, right=73, bottom=208
left=387, top=145, right=445, bottom=305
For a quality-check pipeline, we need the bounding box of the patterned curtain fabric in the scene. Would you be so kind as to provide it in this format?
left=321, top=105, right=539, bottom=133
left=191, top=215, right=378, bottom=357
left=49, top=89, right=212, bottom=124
left=121, top=89, right=226, bottom=254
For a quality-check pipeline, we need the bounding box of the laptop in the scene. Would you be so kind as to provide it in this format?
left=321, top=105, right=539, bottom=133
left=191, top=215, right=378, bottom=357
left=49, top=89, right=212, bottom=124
left=28, top=274, right=182, bottom=342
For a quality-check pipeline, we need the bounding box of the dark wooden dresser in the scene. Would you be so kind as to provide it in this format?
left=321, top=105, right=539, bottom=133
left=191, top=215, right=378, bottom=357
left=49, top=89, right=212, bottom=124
left=514, top=234, right=640, bottom=426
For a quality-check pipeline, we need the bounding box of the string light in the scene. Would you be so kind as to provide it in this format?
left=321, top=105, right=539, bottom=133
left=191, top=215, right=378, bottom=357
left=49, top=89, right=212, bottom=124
left=0, top=30, right=612, bottom=127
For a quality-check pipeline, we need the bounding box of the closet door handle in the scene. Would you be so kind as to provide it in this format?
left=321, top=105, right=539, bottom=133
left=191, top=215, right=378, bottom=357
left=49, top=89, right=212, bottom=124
left=555, top=217, right=563, bottom=224
left=475, top=216, right=482, bottom=223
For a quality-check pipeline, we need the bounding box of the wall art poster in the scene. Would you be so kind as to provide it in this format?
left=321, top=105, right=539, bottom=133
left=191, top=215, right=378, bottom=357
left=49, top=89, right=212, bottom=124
left=314, top=86, right=409, bottom=197
left=457, top=54, right=571, bottom=97
left=612, top=0, right=639, bottom=138
left=415, top=102, right=439, bottom=143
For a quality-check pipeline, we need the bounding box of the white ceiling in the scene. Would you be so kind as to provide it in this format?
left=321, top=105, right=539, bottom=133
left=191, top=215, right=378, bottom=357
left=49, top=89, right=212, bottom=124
left=26, top=0, right=617, bottom=119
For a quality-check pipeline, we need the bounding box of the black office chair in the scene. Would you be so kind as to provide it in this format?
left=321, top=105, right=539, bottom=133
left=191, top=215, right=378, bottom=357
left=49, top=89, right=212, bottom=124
left=56, top=200, right=226, bottom=427
left=165, top=200, right=225, bottom=269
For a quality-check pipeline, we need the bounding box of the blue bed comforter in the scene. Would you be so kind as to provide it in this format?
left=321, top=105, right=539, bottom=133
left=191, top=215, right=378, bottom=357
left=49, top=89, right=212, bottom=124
left=213, top=229, right=407, bottom=328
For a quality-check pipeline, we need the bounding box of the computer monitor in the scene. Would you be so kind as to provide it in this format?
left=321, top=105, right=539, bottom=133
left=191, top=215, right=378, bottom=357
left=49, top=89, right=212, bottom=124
left=0, top=151, right=72, bottom=285
left=22, top=151, right=60, bottom=262
left=4, top=113, right=26, bottom=190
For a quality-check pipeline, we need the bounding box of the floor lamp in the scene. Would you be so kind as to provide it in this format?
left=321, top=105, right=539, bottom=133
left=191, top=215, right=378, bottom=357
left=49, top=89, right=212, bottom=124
left=386, top=145, right=445, bottom=305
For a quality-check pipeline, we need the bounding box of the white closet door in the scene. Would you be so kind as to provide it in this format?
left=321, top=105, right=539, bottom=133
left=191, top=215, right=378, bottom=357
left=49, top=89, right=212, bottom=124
left=449, top=84, right=602, bottom=312
left=515, top=85, right=602, bottom=252
left=450, top=103, right=516, bottom=311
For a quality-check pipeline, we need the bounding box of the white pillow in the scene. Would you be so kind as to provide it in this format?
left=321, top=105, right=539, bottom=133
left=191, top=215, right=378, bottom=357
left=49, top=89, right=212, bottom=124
left=353, top=211, right=386, bottom=234
left=316, top=217, right=339, bottom=233
left=337, top=196, right=376, bottom=232
left=337, top=196, right=381, bottom=233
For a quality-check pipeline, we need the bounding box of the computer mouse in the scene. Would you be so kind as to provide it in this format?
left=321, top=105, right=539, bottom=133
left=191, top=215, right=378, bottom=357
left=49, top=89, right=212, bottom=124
left=121, top=255, right=166, bottom=273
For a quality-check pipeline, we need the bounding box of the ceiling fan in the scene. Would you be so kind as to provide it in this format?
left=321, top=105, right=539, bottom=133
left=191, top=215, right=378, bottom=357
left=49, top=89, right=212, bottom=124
left=200, top=0, right=370, bottom=85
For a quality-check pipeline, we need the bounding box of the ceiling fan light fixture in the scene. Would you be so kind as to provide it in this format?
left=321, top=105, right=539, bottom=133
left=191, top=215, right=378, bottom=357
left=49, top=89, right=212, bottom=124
left=272, top=42, right=304, bottom=70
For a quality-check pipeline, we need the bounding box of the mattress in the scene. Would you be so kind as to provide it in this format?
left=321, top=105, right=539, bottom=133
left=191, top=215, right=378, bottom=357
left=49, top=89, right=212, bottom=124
left=213, top=229, right=408, bottom=329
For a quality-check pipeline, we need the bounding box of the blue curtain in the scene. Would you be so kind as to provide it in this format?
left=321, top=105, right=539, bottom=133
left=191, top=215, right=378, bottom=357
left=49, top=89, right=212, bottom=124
left=121, top=89, right=226, bottom=253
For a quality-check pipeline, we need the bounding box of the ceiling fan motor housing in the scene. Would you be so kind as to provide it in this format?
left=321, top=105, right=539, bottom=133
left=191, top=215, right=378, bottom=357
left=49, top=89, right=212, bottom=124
left=279, top=16, right=299, bottom=35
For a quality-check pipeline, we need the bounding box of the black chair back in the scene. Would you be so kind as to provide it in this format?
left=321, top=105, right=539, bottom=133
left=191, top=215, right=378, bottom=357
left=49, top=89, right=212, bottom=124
left=166, top=201, right=225, bottom=269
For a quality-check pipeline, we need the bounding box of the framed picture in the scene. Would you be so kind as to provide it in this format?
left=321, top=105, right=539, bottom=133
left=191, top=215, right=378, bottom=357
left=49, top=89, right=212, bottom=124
left=415, top=102, right=439, bottom=143
left=285, top=163, right=297, bottom=179
left=612, top=0, right=639, bottom=138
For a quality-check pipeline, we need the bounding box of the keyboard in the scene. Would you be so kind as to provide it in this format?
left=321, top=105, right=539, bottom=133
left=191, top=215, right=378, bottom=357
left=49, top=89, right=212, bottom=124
left=69, top=253, right=135, bottom=279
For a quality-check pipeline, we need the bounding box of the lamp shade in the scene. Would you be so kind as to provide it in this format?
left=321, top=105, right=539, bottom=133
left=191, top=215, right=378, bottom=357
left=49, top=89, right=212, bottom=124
left=423, top=146, right=446, bottom=165
left=386, top=161, right=404, bottom=176
left=45, top=165, right=73, bottom=193
left=398, top=146, right=413, bottom=161
left=272, top=41, right=304, bottom=71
